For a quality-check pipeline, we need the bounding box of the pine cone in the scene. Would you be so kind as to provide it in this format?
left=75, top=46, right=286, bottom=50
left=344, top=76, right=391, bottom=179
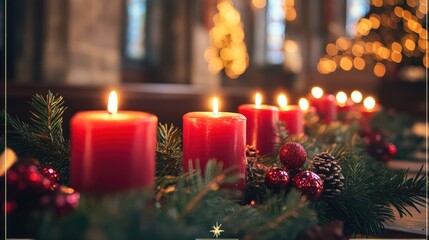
left=309, top=152, right=345, bottom=196
left=246, top=145, right=258, bottom=158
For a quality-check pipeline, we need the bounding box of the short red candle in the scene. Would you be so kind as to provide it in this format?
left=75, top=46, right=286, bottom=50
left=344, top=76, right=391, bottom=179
left=277, top=94, right=304, bottom=135
left=310, top=95, right=338, bottom=124
left=358, top=100, right=382, bottom=130
left=337, top=100, right=355, bottom=114
left=238, top=104, right=279, bottom=155
left=336, top=92, right=355, bottom=116
left=279, top=106, right=304, bottom=135
left=183, top=111, right=246, bottom=189
left=71, top=93, right=157, bottom=193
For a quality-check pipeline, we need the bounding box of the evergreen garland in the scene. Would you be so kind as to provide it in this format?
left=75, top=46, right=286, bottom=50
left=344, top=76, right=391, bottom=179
left=1, top=91, right=70, bottom=184
left=1, top=91, right=427, bottom=239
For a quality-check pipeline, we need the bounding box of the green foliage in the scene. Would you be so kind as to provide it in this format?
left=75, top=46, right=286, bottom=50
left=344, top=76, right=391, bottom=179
left=371, top=110, right=424, bottom=160
left=39, top=160, right=316, bottom=240
left=2, top=92, right=426, bottom=239
left=156, top=123, right=183, bottom=178
left=2, top=91, right=70, bottom=184
left=275, top=121, right=426, bottom=235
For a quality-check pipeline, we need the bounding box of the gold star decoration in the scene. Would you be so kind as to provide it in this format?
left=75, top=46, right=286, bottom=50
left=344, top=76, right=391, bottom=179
left=209, top=221, right=224, bottom=238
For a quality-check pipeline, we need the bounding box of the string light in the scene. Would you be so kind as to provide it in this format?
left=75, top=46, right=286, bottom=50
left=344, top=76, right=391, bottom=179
left=318, top=0, right=427, bottom=77
left=206, top=0, right=249, bottom=79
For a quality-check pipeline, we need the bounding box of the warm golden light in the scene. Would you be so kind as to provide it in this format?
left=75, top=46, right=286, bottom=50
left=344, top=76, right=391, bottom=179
left=336, top=91, right=347, bottom=106
left=277, top=94, right=288, bottom=108
left=252, top=0, right=266, bottom=9
left=298, top=98, right=309, bottom=111
left=351, top=90, right=363, bottom=103
left=108, top=90, right=118, bottom=114
left=255, top=93, right=262, bottom=106
left=373, top=62, right=386, bottom=78
left=311, top=87, right=324, bottom=99
left=363, top=96, right=376, bottom=110
left=212, top=97, right=219, bottom=113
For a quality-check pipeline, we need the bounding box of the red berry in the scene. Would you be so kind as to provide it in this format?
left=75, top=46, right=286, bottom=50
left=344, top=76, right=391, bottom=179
left=279, top=142, right=307, bottom=169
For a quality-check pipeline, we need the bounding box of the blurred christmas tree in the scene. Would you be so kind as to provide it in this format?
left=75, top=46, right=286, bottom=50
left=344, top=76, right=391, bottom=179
left=318, top=0, right=427, bottom=79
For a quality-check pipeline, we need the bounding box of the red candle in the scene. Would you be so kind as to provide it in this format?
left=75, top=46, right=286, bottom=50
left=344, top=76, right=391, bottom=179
left=336, top=91, right=355, bottom=121
left=358, top=96, right=381, bottom=129
left=277, top=94, right=304, bottom=135
left=71, top=91, right=157, bottom=193
left=309, top=87, right=337, bottom=124
left=183, top=97, right=246, bottom=190
left=298, top=97, right=317, bottom=115
left=238, top=93, right=279, bottom=155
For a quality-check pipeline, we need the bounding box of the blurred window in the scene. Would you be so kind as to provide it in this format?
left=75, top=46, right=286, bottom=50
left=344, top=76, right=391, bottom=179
left=266, top=0, right=286, bottom=64
left=346, top=0, right=370, bottom=36
left=125, top=0, right=147, bottom=60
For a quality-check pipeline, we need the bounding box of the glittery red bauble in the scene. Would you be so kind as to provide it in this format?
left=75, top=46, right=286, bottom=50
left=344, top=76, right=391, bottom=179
left=41, top=167, right=61, bottom=190
left=279, top=142, right=307, bottom=169
left=292, top=170, right=324, bottom=200
left=265, top=168, right=290, bottom=191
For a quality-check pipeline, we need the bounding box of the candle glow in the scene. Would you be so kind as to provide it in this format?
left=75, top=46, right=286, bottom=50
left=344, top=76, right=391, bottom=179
left=363, top=96, right=376, bottom=110
left=212, top=97, right=219, bottom=114
left=298, top=98, right=309, bottom=111
left=336, top=91, right=348, bottom=106
left=255, top=93, right=262, bottom=107
left=351, top=90, right=363, bottom=103
left=311, top=87, right=324, bottom=99
left=108, top=91, right=118, bottom=114
left=277, top=94, right=288, bottom=109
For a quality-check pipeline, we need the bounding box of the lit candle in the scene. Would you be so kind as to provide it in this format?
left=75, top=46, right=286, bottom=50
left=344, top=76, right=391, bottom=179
left=309, top=87, right=337, bottom=124
left=358, top=96, right=381, bottom=129
left=361, top=96, right=381, bottom=117
left=336, top=91, right=355, bottom=116
left=183, top=97, right=246, bottom=190
left=277, top=94, right=304, bottom=135
left=238, top=93, right=279, bottom=155
left=351, top=90, right=363, bottom=104
left=299, top=97, right=316, bottom=114
left=71, top=90, right=158, bottom=193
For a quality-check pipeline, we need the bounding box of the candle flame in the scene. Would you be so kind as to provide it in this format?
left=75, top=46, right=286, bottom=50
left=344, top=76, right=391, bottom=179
left=351, top=90, right=363, bottom=103
left=277, top=94, right=288, bottom=108
left=298, top=98, right=309, bottom=111
left=336, top=91, right=347, bottom=106
left=255, top=93, right=262, bottom=107
left=212, top=97, right=219, bottom=113
left=311, top=86, right=324, bottom=99
left=363, top=96, right=376, bottom=110
left=108, top=90, right=118, bottom=114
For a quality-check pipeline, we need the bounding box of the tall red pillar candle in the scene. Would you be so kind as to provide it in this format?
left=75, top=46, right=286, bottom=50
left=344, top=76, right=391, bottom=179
left=183, top=98, right=246, bottom=190
left=238, top=93, right=279, bottom=155
left=277, top=94, right=304, bottom=135
left=71, top=91, right=157, bottom=193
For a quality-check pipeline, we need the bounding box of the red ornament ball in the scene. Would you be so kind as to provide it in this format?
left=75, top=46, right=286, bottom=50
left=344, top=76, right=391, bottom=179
left=279, top=142, right=307, bottom=169
left=41, top=167, right=61, bottom=190
left=265, top=168, right=290, bottom=191
left=386, top=143, right=397, bottom=157
left=292, top=170, right=324, bottom=200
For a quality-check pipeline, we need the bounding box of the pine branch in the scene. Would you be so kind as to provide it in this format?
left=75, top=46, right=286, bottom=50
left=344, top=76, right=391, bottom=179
left=156, top=123, right=183, bottom=177
left=2, top=91, right=70, bottom=184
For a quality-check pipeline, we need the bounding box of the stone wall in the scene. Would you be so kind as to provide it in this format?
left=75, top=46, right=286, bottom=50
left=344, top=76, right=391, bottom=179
left=66, top=0, right=123, bottom=85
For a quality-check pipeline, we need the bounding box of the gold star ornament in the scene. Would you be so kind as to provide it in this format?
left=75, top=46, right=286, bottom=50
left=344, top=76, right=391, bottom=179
left=210, top=221, right=224, bottom=238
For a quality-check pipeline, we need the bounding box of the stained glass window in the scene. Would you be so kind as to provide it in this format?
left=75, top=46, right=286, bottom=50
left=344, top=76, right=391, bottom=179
left=266, top=0, right=286, bottom=64
left=125, top=0, right=147, bottom=60
left=346, top=0, right=370, bottom=36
